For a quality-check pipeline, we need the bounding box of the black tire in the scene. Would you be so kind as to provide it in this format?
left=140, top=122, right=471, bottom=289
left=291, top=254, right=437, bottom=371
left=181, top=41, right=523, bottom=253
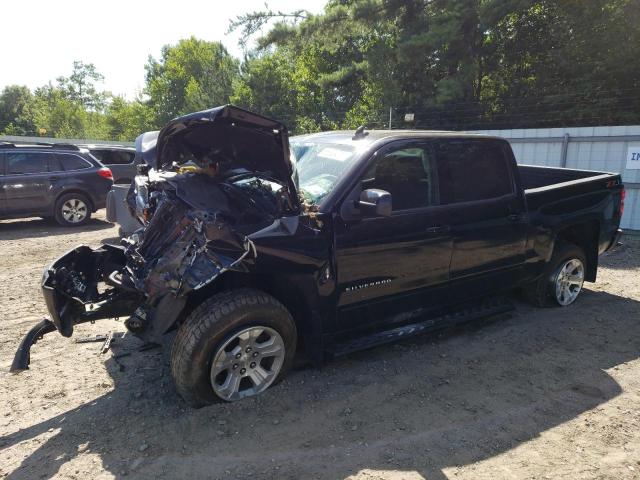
left=54, top=192, right=92, bottom=227
left=171, top=288, right=297, bottom=407
left=523, top=242, right=587, bottom=307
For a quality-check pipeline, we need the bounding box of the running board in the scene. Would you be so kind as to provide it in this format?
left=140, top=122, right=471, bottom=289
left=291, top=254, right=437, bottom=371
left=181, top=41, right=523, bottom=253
left=326, top=298, right=514, bottom=358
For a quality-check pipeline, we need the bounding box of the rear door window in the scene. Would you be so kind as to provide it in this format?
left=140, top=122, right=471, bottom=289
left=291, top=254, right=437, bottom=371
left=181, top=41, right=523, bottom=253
left=57, top=154, right=92, bottom=171
left=6, top=152, right=50, bottom=174
left=91, top=150, right=134, bottom=165
left=433, top=139, right=513, bottom=204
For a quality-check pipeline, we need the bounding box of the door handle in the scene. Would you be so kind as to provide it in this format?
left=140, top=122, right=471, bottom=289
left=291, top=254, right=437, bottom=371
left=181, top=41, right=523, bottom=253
left=48, top=176, right=60, bottom=181
left=426, top=225, right=450, bottom=234
left=507, top=214, right=520, bottom=222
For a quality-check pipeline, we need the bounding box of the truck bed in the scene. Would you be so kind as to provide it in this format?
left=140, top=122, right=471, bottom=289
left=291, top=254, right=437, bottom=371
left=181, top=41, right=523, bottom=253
left=519, top=164, right=622, bottom=211
left=518, top=164, right=617, bottom=190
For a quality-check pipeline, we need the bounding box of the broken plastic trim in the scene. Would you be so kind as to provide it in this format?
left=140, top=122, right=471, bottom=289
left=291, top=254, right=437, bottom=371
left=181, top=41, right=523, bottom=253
left=10, top=318, right=57, bottom=372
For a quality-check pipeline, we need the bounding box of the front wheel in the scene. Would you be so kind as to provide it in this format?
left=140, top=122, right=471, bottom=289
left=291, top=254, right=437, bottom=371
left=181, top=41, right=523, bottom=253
left=524, top=243, right=586, bottom=307
left=170, top=289, right=297, bottom=407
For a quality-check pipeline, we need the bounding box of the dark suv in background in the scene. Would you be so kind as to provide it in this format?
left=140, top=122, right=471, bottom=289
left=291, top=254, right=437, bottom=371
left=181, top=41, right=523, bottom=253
left=79, top=144, right=137, bottom=184
left=0, top=142, right=113, bottom=226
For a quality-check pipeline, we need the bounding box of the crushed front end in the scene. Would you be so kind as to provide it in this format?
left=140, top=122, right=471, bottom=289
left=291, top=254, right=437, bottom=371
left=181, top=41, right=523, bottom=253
left=12, top=105, right=300, bottom=371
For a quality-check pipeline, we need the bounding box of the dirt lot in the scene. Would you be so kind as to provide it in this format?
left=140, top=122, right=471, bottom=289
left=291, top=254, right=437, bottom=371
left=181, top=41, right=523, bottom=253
left=0, top=211, right=639, bottom=480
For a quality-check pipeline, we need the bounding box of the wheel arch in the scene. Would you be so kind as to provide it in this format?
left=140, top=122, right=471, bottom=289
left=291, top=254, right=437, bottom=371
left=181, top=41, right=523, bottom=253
left=179, top=270, right=320, bottom=358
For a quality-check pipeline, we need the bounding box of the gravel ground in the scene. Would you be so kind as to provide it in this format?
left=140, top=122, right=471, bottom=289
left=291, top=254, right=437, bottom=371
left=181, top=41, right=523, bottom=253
left=0, top=211, right=639, bottom=480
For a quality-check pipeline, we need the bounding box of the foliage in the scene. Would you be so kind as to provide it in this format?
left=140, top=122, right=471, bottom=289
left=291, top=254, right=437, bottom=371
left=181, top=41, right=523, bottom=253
left=145, top=37, right=239, bottom=125
left=1, top=2, right=639, bottom=140
left=56, top=61, right=106, bottom=111
left=0, top=85, right=37, bottom=136
left=229, top=0, right=640, bottom=131
left=230, top=50, right=297, bottom=125
left=106, top=96, right=155, bottom=142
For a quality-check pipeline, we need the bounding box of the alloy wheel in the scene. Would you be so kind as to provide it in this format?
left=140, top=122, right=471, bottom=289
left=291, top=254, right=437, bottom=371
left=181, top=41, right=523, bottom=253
left=61, top=198, right=88, bottom=223
left=209, top=326, right=285, bottom=401
left=554, top=258, right=585, bottom=306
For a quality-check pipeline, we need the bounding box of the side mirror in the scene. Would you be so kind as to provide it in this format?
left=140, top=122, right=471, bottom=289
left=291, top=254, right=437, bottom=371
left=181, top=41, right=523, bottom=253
left=358, top=189, right=392, bottom=217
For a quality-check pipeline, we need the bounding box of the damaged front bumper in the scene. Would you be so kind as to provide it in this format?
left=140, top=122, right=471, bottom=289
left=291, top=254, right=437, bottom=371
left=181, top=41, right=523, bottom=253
left=12, top=196, right=259, bottom=371
left=42, top=244, right=142, bottom=338
left=11, top=245, right=143, bottom=372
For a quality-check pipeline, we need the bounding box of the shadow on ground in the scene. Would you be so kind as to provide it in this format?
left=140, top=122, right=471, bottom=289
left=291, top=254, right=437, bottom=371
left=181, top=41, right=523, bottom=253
left=0, top=216, right=113, bottom=241
left=2, top=289, right=639, bottom=479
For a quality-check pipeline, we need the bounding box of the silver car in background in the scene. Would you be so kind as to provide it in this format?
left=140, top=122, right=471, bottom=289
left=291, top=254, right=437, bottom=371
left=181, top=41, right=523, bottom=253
left=79, top=144, right=138, bottom=184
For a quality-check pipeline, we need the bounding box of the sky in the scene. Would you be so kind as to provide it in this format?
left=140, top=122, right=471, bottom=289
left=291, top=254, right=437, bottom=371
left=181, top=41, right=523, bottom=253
left=0, top=0, right=327, bottom=99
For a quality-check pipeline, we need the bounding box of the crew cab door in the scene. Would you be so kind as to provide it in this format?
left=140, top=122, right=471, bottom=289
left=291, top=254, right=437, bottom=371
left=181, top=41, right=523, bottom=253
left=432, top=138, right=528, bottom=286
left=3, top=151, right=54, bottom=215
left=333, top=141, right=453, bottom=333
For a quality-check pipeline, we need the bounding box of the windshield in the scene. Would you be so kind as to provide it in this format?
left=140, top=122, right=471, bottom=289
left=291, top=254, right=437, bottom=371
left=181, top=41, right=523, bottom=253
left=292, top=142, right=360, bottom=204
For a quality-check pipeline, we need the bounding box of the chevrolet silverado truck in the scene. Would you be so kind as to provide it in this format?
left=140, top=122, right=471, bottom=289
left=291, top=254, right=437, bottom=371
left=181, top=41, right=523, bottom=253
left=11, top=105, right=624, bottom=407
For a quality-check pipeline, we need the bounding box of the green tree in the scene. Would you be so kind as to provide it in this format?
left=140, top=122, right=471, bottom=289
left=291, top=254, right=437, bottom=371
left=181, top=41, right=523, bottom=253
left=230, top=2, right=395, bottom=131
left=145, top=37, right=239, bottom=124
left=484, top=0, right=640, bottom=127
left=56, top=61, right=106, bottom=111
left=0, top=85, right=37, bottom=135
left=0, top=61, right=154, bottom=141
left=106, top=96, right=156, bottom=141
left=30, top=84, right=109, bottom=139
left=230, top=0, right=640, bottom=130
left=231, top=50, right=297, bottom=126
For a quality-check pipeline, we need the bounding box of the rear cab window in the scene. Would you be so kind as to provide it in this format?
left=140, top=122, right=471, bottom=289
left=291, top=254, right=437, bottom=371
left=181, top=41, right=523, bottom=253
left=433, top=139, right=514, bottom=204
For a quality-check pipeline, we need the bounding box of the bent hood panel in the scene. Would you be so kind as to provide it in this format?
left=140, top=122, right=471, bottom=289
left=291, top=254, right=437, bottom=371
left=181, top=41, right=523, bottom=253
left=156, top=105, right=293, bottom=182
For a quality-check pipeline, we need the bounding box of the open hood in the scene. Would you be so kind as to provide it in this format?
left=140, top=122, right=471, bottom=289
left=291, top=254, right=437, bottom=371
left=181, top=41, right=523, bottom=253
left=153, top=105, right=293, bottom=184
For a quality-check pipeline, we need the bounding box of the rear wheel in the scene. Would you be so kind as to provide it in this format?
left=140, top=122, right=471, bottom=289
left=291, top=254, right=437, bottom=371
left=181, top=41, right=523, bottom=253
left=171, top=289, right=297, bottom=407
left=524, top=243, right=586, bottom=307
left=54, top=193, right=91, bottom=226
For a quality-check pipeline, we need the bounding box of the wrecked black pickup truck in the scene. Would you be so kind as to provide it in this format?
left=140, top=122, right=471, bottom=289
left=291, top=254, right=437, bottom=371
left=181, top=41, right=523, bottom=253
left=13, top=105, right=624, bottom=406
